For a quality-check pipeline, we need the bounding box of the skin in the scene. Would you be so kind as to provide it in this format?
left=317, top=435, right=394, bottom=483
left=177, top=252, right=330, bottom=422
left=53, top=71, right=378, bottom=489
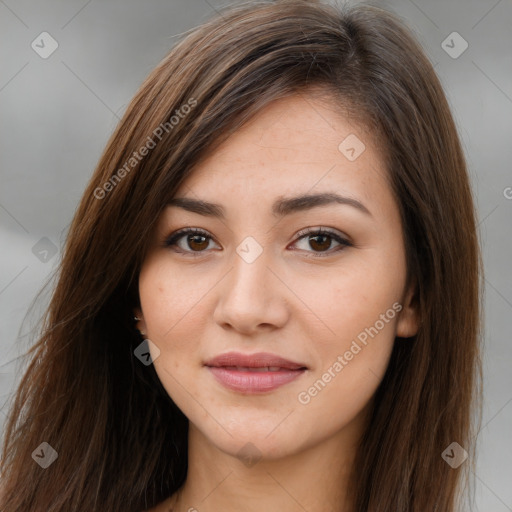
left=136, top=92, right=419, bottom=512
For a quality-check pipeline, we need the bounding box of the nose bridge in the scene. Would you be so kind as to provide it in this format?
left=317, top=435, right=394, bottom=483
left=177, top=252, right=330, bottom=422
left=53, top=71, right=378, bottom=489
left=228, top=240, right=274, bottom=301
left=214, top=237, right=288, bottom=331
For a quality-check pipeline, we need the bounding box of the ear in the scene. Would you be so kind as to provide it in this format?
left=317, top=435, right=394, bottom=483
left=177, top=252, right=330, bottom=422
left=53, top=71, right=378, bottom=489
left=396, top=281, right=419, bottom=338
left=133, top=307, right=147, bottom=336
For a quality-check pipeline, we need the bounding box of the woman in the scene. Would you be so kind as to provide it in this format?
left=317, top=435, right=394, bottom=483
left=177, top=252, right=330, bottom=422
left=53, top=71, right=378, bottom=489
left=0, top=1, right=483, bottom=510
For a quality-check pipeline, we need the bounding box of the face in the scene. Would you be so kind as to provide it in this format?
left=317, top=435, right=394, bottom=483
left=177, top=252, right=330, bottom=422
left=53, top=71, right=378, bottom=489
left=136, top=92, right=418, bottom=461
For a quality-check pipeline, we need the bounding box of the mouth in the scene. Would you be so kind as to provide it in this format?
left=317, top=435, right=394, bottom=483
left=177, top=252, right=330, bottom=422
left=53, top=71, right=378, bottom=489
left=220, top=366, right=300, bottom=372
left=204, top=352, right=308, bottom=393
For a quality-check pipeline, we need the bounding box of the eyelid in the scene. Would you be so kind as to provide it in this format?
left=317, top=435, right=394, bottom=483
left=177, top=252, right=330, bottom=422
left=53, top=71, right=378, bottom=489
left=293, top=226, right=350, bottom=244
left=289, top=226, right=352, bottom=257
left=162, top=227, right=218, bottom=256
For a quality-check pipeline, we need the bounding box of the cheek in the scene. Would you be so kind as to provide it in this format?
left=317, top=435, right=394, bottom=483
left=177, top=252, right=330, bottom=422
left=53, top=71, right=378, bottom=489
left=295, top=298, right=398, bottom=437
left=138, top=256, right=234, bottom=410
left=138, top=259, right=212, bottom=343
left=288, top=257, right=401, bottom=411
left=137, top=260, right=209, bottom=396
left=288, top=254, right=403, bottom=347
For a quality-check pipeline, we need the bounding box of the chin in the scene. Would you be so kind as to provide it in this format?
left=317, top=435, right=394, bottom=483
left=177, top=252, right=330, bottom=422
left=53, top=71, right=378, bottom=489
left=195, top=414, right=311, bottom=462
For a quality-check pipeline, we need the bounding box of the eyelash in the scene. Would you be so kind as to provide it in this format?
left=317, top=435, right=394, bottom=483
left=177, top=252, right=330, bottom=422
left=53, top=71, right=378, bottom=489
left=162, top=226, right=352, bottom=258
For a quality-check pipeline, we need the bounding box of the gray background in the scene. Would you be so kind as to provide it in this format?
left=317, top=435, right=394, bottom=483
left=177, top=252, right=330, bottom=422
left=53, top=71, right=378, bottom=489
left=1, top=0, right=511, bottom=510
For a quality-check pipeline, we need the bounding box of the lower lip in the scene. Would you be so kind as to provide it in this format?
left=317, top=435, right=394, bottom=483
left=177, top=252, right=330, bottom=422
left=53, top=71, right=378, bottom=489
left=206, top=366, right=306, bottom=393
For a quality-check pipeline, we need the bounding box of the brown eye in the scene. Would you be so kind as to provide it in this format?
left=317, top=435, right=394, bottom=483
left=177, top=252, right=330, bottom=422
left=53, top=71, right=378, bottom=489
left=308, top=233, right=333, bottom=252
left=187, top=234, right=210, bottom=251
left=292, top=228, right=352, bottom=257
left=163, top=228, right=217, bottom=255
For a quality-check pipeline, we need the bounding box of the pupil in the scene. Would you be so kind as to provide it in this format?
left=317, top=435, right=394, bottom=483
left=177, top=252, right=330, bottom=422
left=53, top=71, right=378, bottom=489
left=189, top=235, right=207, bottom=251
left=310, top=234, right=330, bottom=251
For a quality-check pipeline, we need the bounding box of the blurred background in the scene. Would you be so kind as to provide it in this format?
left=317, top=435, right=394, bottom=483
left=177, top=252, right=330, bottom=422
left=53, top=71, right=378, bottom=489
left=1, top=0, right=511, bottom=509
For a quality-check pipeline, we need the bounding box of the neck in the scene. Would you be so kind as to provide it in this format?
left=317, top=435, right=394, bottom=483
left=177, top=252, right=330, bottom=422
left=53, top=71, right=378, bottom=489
left=169, top=414, right=366, bottom=512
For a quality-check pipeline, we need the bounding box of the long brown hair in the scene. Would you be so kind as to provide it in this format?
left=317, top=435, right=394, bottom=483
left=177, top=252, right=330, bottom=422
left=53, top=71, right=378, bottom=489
left=0, top=1, right=483, bottom=510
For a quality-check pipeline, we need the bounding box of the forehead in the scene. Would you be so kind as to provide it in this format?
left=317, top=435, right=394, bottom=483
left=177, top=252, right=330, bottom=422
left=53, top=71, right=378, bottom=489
left=173, top=93, right=393, bottom=220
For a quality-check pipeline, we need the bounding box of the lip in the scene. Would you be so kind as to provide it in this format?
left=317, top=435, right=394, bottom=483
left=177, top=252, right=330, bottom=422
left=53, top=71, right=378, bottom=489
left=204, top=351, right=308, bottom=394
left=204, top=351, right=308, bottom=370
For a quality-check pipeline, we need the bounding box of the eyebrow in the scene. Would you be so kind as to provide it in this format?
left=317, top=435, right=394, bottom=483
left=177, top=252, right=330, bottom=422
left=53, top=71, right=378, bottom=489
left=167, top=192, right=372, bottom=219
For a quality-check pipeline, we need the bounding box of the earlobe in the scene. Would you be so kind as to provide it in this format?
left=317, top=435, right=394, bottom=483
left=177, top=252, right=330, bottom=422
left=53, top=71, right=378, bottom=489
left=133, top=308, right=147, bottom=336
left=396, top=284, right=419, bottom=338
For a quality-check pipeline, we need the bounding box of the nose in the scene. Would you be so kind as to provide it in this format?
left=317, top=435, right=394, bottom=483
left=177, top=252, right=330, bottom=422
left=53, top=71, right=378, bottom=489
left=213, top=248, right=290, bottom=334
